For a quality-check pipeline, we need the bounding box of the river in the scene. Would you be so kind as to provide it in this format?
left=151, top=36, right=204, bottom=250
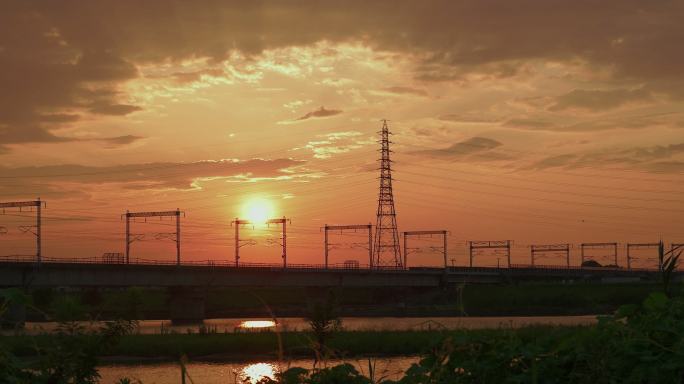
left=13, top=314, right=597, bottom=335
left=99, top=357, right=418, bottom=384
left=15, top=315, right=597, bottom=383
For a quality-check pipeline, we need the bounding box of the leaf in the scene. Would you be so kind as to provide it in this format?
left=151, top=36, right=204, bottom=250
left=643, top=292, right=669, bottom=312
left=615, top=304, right=638, bottom=319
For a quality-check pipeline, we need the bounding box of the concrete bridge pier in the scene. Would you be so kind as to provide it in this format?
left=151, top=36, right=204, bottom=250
left=168, top=287, right=206, bottom=325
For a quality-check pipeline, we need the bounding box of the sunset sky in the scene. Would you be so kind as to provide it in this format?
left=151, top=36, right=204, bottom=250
left=1, top=1, right=683, bottom=268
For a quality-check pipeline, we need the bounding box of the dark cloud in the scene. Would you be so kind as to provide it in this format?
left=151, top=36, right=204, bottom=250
left=623, top=143, right=684, bottom=160
left=89, top=104, right=142, bottom=116
left=549, top=88, right=652, bottom=112
left=294, top=107, right=342, bottom=121
left=504, top=112, right=681, bottom=132
left=411, top=125, right=449, bottom=137
left=531, top=142, right=684, bottom=171
left=0, top=157, right=306, bottom=198
left=504, top=119, right=556, bottom=130
left=2, top=0, right=684, bottom=150
left=99, top=135, right=145, bottom=148
left=414, top=137, right=504, bottom=160
left=645, top=161, right=684, bottom=173
left=531, top=154, right=578, bottom=169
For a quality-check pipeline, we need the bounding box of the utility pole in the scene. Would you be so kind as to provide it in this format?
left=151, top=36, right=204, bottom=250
left=403, top=230, right=449, bottom=268
left=626, top=243, right=659, bottom=270
left=0, top=199, right=45, bottom=263
left=468, top=240, right=511, bottom=268
left=125, top=210, right=130, bottom=264
left=530, top=244, right=571, bottom=268
left=123, top=209, right=184, bottom=265
left=176, top=209, right=181, bottom=265
left=373, top=119, right=402, bottom=269
left=36, top=198, right=41, bottom=261
left=322, top=224, right=373, bottom=268
left=267, top=217, right=291, bottom=268
left=580, top=242, right=618, bottom=267
left=231, top=218, right=253, bottom=267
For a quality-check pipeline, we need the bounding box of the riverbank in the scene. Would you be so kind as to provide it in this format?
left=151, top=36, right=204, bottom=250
left=5, top=326, right=589, bottom=361
left=23, top=282, right=662, bottom=321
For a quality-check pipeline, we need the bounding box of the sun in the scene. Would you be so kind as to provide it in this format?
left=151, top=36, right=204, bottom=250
left=241, top=197, right=275, bottom=223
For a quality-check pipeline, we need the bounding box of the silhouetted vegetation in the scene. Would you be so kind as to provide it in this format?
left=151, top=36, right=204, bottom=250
left=0, top=288, right=136, bottom=383
left=21, top=283, right=666, bottom=322
left=1, top=249, right=680, bottom=382
left=306, top=290, right=342, bottom=364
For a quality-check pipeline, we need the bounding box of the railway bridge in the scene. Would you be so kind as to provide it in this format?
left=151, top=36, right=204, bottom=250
left=0, top=259, right=674, bottom=324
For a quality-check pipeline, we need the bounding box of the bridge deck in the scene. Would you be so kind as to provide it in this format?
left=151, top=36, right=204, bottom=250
left=0, top=258, right=670, bottom=288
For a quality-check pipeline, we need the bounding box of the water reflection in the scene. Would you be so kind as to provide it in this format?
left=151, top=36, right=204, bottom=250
left=240, top=362, right=277, bottom=383
left=239, top=320, right=276, bottom=329
left=98, top=358, right=418, bottom=384
left=7, top=315, right=597, bottom=336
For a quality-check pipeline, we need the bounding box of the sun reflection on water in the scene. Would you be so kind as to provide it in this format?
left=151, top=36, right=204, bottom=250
left=239, top=320, right=276, bottom=329
left=240, top=362, right=278, bottom=384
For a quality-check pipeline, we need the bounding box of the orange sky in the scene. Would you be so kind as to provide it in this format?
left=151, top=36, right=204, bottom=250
left=1, top=1, right=683, bottom=268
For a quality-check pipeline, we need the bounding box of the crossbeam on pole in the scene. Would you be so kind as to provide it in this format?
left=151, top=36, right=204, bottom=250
left=267, top=217, right=291, bottom=268
left=626, top=242, right=659, bottom=270
left=469, top=240, right=511, bottom=267
left=580, top=242, right=618, bottom=267
left=123, top=209, right=185, bottom=265
left=231, top=218, right=253, bottom=267
left=0, top=199, right=45, bottom=263
left=531, top=243, right=571, bottom=267
left=322, top=224, right=373, bottom=268
left=403, top=230, right=448, bottom=268
left=126, top=210, right=182, bottom=218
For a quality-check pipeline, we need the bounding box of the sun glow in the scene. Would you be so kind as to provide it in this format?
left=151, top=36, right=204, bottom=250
left=242, top=197, right=276, bottom=223
left=239, top=320, right=277, bottom=329
left=240, top=362, right=278, bottom=384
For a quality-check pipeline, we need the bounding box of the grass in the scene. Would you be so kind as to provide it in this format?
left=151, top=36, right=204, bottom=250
left=459, top=283, right=661, bottom=315
left=4, top=326, right=590, bottom=360
left=25, top=283, right=663, bottom=321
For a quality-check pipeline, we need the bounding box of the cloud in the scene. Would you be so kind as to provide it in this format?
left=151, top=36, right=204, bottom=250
left=531, top=142, right=684, bottom=171
left=381, top=86, right=428, bottom=97
left=414, top=137, right=504, bottom=160
left=2, top=0, right=684, bottom=149
left=89, top=104, right=143, bottom=116
left=170, top=68, right=227, bottom=84
left=504, top=118, right=556, bottom=130
left=644, top=161, right=684, bottom=173
left=549, top=88, right=652, bottom=112
left=0, top=134, right=147, bottom=153
left=439, top=113, right=501, bottom=124
left=294, top=106, right=343, bottom=121
left=99, top=135, right=146, bottom=148
left=504, top=112, right=680, bottom=132
left=531, top=154, right=578, bottom=169
left=294, top=131, right=372, bottom=159
left=0, top=157, right=308, bottom=199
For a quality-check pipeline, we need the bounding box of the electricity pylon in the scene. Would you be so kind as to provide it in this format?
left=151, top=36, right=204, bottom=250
left=372, top=120, right=402, bottom=269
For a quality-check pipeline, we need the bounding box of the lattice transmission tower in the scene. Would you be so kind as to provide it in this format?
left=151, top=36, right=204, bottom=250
left=372, top=119, right=402, bottom=269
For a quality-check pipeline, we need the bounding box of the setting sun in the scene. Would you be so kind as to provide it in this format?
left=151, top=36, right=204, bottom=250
left=241, top=197, right=276, bottom=223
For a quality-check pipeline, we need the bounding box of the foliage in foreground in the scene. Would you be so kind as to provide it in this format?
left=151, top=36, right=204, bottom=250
left=1, top=246, right=681, bottom=383
left=256, top=290, right=684, bottom=384
left=259, top=249, right=684, bottom=383
left=2, top=290, right=683, bottom=383
left=0, top=289, right=137, bottom=384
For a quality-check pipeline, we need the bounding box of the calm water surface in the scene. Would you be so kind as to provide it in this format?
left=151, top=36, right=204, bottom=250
left=18, top=316, right=597, bottom=383
left=16, top=315, right=597, bottom=335
left=99, top=357, right=418, bottom=384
